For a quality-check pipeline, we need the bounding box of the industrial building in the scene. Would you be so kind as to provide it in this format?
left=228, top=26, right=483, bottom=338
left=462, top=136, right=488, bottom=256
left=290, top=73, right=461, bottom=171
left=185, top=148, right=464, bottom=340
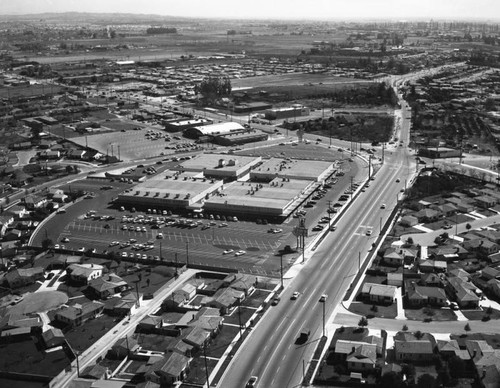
left=233, top=102, right=272, bottom=113
left=264, top=105, right=310, bottom=120
left=418, top=147, right=461, bottom=159
left=214, top=130, right=268, bottom=146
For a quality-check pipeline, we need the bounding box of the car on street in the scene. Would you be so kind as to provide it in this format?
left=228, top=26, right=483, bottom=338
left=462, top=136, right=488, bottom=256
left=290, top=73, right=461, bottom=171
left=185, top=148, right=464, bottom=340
left=271, top=296, right=280, bottom=305
left=246, top=376, right=258, bottom=388
left=381, top=204, right=386, bottom=209
left=54, top=244, right=60, bottom=249
left=219, top=223, right=228, bottom=228
left=291, top=291, right=300, bottom=300
left=312, top=225, right=324, bottom=231
left=223, top=249, right=234, bottom=255
left=234, top=250, right=246, bottom=256
left=396, top=178, right=401, bottom=182
left=330, top=225, right=337, bottom=231
left=78, top=247, right=85, bottom=252
left=319, top=294, right=328, bottom=302
left=366, top=230, right=372, bottom=236
left=268, top=228, right=283, bottom=234
left=61, top=237, right=70, bottom=243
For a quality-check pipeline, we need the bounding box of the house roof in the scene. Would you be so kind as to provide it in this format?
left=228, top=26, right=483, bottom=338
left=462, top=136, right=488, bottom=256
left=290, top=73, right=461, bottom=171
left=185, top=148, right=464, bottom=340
left=56, top=301, right=104, bottom=321
left=183, top=326, right=210, bottom=347
left=89, top=273, right=127, bottom=293
left=408, top=285, right=446, bottom=301
left=346, top=343, right=377, bottom=364
left=361, top=283, right=397, bottom=299
left=395, top=340, right=434, bottom=355
left=67, top=263, right=103, bottom=279
left=147, top=352, right=190, bottom=378
left=482, top=266, right=500, bottom=278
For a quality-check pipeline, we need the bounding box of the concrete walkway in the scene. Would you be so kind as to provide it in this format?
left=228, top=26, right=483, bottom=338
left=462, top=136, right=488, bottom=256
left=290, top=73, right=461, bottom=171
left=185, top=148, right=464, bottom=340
left=395, top=287, right=406, bottom=320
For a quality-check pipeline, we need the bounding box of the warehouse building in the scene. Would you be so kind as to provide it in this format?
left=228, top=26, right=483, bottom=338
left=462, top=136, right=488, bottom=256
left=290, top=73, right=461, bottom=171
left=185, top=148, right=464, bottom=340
left=233, top=102, right=272, bottom=113
left=264, top=105, right=310, bottom=120
left=214, top=130, right=268, bottom=146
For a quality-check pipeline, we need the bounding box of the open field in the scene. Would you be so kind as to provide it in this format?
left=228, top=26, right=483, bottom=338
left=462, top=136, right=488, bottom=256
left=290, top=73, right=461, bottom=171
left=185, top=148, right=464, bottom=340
left=9, top=291, right=68, bottom=315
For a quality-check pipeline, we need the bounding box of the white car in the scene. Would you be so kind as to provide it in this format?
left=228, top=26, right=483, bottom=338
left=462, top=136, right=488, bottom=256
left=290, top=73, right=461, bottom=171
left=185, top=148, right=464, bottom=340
left=366, top=230, right=372, bottom=236
left=291, top=291, right=300, bottom=300
left=223, top=249, right=234, bottom=255
left=319, top=294, right=328, bottom=302
left=381, top=204, right=386, bottom=209
left=234, top=250, right=246, bottom=256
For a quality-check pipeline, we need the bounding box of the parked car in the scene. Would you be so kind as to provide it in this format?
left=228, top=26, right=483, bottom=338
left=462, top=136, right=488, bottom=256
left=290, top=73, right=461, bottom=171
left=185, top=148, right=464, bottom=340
left=291, top=291, right=300, bottom=300
left=234, top=250, right=246, bottom=256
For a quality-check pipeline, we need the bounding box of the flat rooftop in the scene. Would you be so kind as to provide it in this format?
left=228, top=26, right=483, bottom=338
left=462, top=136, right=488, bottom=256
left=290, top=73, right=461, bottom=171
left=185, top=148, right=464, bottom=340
left=251, top=157, right=334, bottom=180
left=179, top=153, right=261, bottom=173
left=119, top=171, right=220, bottom=199
left=205, top=178, right=313, bottom=213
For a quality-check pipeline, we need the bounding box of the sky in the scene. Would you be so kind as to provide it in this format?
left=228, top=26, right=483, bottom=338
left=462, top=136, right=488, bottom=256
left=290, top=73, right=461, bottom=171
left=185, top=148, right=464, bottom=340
left=0, top=0, right=499, bottom=21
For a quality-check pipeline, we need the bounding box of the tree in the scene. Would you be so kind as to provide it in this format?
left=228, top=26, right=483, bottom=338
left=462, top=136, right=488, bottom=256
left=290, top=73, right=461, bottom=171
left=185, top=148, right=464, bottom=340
left=466, top=223, right=472, bottom=231
left=379, top=371, right=403, bottom=388
left=402, top=324, right=408, bottom=331
left=41, top=238, right=53, bottom=249
left=358, top=316, right=369, bottom=330
left=417, top=373, right=436, bottom=388
left=448, top=355, right=465, bottom=378
left=464, top=323, right=471, bottom=333
left=406, top=237, right=414, bottom=245
left=194, top=76, right=232, bottom=104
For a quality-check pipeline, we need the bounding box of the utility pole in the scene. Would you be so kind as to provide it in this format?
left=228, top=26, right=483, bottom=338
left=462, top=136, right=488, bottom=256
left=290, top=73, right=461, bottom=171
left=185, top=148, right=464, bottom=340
left=322, top=297, right=326, bottom=337
left=237, top=299, right=243, bottom=337
left=203, top=343, right=210, bottom=388
left=280, top=253, right=283, bottom=289
left=159, top=241, right=162, bottom=261
left=368, top=155, right=372, bottom=178
left=327, top=200, right=332, bottom=223
left=185, top=241, right=189, bottom=267
left=175, top=253, right=178, bottom=278
left=359, top=251, right=361, bottom=269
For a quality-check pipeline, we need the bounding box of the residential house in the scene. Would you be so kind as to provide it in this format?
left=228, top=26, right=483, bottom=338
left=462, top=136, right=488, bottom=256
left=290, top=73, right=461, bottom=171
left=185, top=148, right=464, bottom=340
left=41, top=328, right=66, bottom=349
left=481, top=266, right=500, bottom=281
left=334, top=340, right=378, bottom=372
left=465, top=340, right=494, bottom=362
left=177, top=283, right=196, bottom=301
left=446, top=197, right=475, bottom=213
left=419, top=259, right=447, bottom=273
left=432, top=203, right=457, bottom=217
left=400, top=215, right=418, bottom=227
left=405, top=282, right=447, bottom=308
left=81, top=364, right=109, bottom=380
left=437, top=340, right=470, bottom=360
left=394, top=340, right=435, bottom=363
left=224, top=273, right=256, bottom=296
left=182, top=326, right=211, bottom=351
left=475, top=195, right=498, bottom=209
left=88, top=273, right=129, bottom=299
left=415, top=208, right=440, bottom=223
left=361, top=283, right=397, bottom=305
left=55, top=301, right=104, bottom=327
left=387, top=269, right=403, bottom=287
left=0, top=214, right=14, bottom=237
left=448, top=268, right=470, bottom=281
left=420, top=273, right=442, bottom=287
left=209, top=287, right=245, bottom=315
left=430, top=245, right=468, bottom=262
left=463, top=239, right=499, bottom=257
left=66, top=263, right=103, bottom=284
left=446, top=277, right=480, bottom=309
left=487, top=279, right=500, bottom=299
left=5, top=267, right=44, bottom=288
left=475, top=230, right=500, bottom=245
left=0, top=326, right=32, bottom=343
left=145, top=352, right=190, bottom=386
left=383, top=248, right=404, bottom=267
left=107, top=336, right=139, bottom=359
left=162, top=291, right=190, bottom=311
left=9, top=205, right=28, bottom=219
left=104, top=292, right=142, bottom=316
left=138, top=315, right=164, bottom=332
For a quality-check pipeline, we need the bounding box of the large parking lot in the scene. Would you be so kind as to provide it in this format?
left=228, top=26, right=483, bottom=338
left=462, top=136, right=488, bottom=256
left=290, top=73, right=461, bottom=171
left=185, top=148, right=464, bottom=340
left=32, top=148, right=364, bottom=276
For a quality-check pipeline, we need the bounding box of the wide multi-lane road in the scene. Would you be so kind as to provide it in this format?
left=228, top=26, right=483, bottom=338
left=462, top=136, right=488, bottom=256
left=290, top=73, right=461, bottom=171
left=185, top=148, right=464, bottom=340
left=219, top=85, right=414, bottom=388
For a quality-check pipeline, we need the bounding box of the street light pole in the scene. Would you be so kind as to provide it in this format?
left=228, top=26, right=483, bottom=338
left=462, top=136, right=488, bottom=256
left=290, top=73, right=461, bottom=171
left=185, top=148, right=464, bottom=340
left=186, top=241, right=189, bottom=267
left=280, top=253, right=283, bottom=289
left=322, top=298, right=326, bottom=337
